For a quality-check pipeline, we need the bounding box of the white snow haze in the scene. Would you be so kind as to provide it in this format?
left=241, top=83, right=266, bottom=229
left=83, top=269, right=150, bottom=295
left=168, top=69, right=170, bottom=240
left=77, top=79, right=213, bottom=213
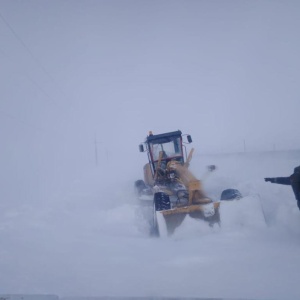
left=0, top=1, right=300, bottom=299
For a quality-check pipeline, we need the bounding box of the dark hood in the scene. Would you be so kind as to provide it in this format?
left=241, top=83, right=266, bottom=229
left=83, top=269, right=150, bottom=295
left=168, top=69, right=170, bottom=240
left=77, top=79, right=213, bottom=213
left=294, top=166, right=300, bottom=174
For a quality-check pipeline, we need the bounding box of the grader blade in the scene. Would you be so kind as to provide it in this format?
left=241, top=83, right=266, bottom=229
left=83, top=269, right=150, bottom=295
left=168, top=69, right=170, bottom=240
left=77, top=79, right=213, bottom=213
left=156, top=211, right=187, bottom=236
left=156, top=202, right=221, bottom=236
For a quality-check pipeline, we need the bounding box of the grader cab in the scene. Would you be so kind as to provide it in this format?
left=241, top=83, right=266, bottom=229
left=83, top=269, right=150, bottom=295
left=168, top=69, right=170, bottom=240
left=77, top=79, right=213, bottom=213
left=135, top=130, right=221, bottom=236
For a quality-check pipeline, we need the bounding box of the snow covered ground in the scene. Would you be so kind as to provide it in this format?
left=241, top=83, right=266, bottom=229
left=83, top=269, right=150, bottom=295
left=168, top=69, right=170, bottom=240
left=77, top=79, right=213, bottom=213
left=1, top=150, right=300, bottom=299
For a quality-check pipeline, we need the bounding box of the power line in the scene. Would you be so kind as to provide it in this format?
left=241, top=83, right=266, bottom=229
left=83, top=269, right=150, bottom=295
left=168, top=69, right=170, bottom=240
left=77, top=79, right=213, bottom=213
left=0, top=10, right=86, bottom=138
left=0, top=108, right=46, bottom=133
left=0, top=47, right=67, bottom=113
left=0, top=11, right=73, bottom=132
left=0, top=10, right=69, bottom=100
left=0, top=49, right=72, bottom=137
left=0, top=50, right=64, bottom=135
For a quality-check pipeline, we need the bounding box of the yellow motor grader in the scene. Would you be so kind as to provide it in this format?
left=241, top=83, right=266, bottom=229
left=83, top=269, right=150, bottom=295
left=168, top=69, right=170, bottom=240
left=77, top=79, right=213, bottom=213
left=135, top=130, right=225, bottom=236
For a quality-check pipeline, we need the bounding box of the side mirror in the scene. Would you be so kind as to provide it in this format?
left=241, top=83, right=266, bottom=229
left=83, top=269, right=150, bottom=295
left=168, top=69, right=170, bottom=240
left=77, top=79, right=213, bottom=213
left=187, top=135, right=192, bottom=143
left=207, top=165, right=216, bottom=172
left=139, top=144, right=144, bottom=152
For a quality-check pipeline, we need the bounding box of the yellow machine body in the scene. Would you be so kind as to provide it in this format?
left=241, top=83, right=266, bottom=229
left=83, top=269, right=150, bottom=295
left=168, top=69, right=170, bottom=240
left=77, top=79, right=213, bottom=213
left=138, top=130, right=220, bottom=236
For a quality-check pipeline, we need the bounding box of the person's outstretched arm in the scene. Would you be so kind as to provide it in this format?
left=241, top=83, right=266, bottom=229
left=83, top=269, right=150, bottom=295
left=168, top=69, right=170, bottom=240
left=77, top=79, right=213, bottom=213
left=265, top=177, right=291, bottom=185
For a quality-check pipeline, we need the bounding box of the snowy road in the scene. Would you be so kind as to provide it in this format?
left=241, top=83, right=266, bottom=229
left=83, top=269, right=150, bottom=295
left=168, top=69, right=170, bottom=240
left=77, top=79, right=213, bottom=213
left=1, top=151, right=300, bottom=299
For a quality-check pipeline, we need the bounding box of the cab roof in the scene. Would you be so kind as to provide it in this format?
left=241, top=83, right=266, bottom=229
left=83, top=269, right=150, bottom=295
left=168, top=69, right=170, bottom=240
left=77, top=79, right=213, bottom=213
left=146, top=130, right=182, bottom=143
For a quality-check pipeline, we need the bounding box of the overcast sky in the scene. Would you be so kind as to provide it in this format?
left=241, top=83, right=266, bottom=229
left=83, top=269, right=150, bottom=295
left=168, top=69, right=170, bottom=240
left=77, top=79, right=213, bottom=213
left=1, top=0, right=300, bottom=151
left=1, top=0, right=300, bottom=201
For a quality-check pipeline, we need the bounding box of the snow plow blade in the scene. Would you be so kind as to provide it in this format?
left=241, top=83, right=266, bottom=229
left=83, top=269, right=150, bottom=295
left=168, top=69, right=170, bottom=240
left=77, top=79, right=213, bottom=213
left=156, top=202, right=220, bottom=236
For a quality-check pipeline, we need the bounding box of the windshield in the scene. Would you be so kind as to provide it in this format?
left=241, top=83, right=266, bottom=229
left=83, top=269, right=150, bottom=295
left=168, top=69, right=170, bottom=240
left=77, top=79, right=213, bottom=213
left=150, top=137, right=182, bottom=161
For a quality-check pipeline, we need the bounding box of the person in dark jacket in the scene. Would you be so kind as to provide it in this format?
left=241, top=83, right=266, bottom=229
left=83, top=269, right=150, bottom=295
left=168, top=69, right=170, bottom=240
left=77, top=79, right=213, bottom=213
left=265, top=166, right=300, bottom=210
